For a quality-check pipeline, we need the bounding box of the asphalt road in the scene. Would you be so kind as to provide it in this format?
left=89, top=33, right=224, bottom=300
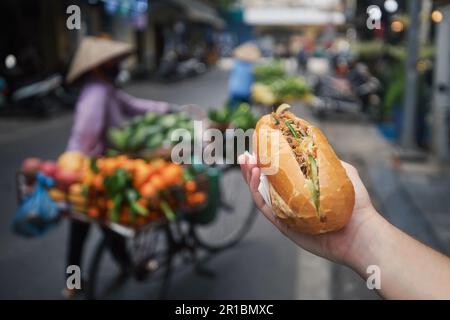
left=0, top=67, right=381, bottom=299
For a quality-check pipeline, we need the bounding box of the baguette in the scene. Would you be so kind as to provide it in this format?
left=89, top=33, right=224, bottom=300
left=253, top=104, right=355, bottom=234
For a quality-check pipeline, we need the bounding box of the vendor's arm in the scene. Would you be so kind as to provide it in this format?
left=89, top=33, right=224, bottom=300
left=66, top=83, right=108, bottom=156
left=116, top=90, right=170, bottom=115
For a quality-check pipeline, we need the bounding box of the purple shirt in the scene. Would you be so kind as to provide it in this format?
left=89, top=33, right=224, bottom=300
left=67, top=80, right=169, bottom=156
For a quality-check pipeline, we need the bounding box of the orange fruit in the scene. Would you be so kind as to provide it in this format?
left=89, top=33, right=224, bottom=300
left=185, top=180, right=197, bottom=193
left=137, top=198, right=148, bottom=208
left=150, top=175, right=165, bottom=190
left=87, top=207, right=99, bottom=218
left=187, top=192, right=207, bottom=206
left=133, top=164, right=152, bottom=189
left=106, top=199, right=114, bottom=209
left=152, top=159, right=167, bottom=172
left=163, top=164, right=183, bottom=185
left=92, top=174, right=104, bottom=190
left=140, top=182, right=157, bottom=198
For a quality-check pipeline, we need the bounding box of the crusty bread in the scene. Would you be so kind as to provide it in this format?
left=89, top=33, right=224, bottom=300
left=254, top=114, right=355, bottom=234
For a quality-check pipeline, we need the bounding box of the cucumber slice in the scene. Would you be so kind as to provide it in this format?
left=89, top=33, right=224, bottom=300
left=305, top=179, right=319, bottom=210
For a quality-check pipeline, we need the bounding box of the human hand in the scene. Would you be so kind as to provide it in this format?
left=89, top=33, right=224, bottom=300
left=238, top=152, right=380, bottom=265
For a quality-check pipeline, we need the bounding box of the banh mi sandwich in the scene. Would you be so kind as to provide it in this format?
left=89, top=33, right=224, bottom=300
left=253, top=104, right=355, bottom=234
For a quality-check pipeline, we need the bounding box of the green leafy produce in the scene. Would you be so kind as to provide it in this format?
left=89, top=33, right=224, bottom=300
left=208, top=107, right=232, bottom=124
left=104, top=168, right=148, bottom=222
left=208, top=103, right=257, bottom=131
left=254, top=61, right=286, bottom=84
left=252, top=60, right=311, bottom=104
left=270, top=77, right=310, bottom=100
left=107, top=112, right=194, bottom=153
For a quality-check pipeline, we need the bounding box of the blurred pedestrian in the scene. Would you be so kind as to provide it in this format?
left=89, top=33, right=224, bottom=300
left=63, top=36, right=170, bottom=299
left=227, top=42, right=261, bottom=110
left=296, top=45, right=308, bottom=73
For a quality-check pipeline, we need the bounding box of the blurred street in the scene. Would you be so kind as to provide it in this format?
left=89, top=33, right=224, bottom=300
left=2, top=65, right=448, bottom=299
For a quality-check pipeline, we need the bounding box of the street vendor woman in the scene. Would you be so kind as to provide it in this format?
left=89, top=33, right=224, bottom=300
left=227, top=42, right=261, bottom=110
left=63, top=36, right=170, bottom=298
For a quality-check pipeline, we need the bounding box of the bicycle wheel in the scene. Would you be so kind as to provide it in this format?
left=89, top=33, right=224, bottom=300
left=192, top=165, right=257, bottom=251
left=85, top=223, right=171, bottom=299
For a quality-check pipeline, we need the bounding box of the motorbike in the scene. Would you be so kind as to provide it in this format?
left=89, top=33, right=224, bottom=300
left=156, top=50, right=207, bottom=82
left=311, top=62, right=381, bottom=120
left=0, top=56, right=77, bottom=117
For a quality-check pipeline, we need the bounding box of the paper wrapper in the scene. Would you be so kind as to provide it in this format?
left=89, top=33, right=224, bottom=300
left=257, top=174, right=272, bottom=208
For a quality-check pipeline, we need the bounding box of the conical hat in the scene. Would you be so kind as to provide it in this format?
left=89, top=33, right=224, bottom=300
left=66, top=36, right=134, bottom=83
left=233, top=42, right=261, bottom=62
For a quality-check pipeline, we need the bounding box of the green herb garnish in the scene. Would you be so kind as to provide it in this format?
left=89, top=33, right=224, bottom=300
left=285, top=120, right=299, bottom=139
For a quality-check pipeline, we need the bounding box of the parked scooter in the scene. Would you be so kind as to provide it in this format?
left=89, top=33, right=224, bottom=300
left=0, top=55, right=76, bottom=117
left=311, top=62, right=381, bottom=120
left=156, top=50, right=207, bottom=82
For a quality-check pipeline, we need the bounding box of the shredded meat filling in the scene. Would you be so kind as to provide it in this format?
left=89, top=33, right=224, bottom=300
left=272, top=112, right=316, bottom=177
left=272, top=110, right=322, bottom=218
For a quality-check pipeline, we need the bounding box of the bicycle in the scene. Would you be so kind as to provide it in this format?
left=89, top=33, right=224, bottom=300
left=82, top=162, right=256, bottom=299
left=84, top=104, right=256, bottom=299
left=15, top=104, right=258, bottom=299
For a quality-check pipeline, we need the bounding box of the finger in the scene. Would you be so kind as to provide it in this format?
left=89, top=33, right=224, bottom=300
left=238, top=154, right=251, bottom=184
left=245, top=157, right=258, bottom=185
left=237, top=153, right=246, bottom=166
left=239, top=160, right=249, bottom=184
left=248, top=167, right=260, bottom=192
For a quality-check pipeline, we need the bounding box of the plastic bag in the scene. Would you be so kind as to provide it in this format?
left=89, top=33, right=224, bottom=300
left=12, top=173, right=62, bottom=237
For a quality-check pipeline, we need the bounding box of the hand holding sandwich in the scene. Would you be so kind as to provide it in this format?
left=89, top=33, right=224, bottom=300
left=239, top=105, right=450, bottom=299
left=239, top=153, right=450, bottom=299
left=239, top=152, right=375, bottom=264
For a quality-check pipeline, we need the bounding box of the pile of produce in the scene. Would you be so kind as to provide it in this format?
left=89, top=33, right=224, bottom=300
left=208, top=103, right=257, bottom=131
left=21, top=151, right=88, bottom=197
left=254, top=61, right=286, bottom=84
left=270, top=77, right=310, bottom=101
left=252, top=60, right=311, bottom=106
left=107, top=112, right=194, bottom=155
left=20, top=152, right=207, bottom=227
left=251, top=83, right=276, bottom=106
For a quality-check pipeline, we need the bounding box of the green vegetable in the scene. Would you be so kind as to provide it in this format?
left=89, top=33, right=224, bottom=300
left=270, top=77, right=310, bottom=100
left=144, top=112, right=158, bottom=124
left=110, top=194, right=124, bottom=222
left=307, top=155, right=320, bottom=211
left=208, top=107, right=232, bottom=124
left=126, top=189, right=148, bottom=216
left=90, top=157, right=99, bottom=174
left=128, top=125, right=149, bottom=150
left=309, top=155, right=318, bottom=182
left=108, top=128, right=128, bottom=150
left=208, top=103, right=257, bottom=131
left=305, top=179, right=319, bottom=211
left=285, top=121, right=300, bottom=139
left=160, top=114, right=178, bottom=129
left=107, top=112, right=194, bottom=154
left=104, top=169, right=149, bottom=222
left=146, top=132, right=165, bottom=149
left=160, top=200, right=176, bottom=221
left=254, top=61, right=286, bottom=84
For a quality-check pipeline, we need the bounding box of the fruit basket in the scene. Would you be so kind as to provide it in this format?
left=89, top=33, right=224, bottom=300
left=16, top=152, right=210, bottom=232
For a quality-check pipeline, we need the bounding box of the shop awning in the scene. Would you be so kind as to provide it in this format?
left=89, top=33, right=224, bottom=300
left=244, top=7, right=345, bottom=26
left=169, top=0, right=225, bottom=28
